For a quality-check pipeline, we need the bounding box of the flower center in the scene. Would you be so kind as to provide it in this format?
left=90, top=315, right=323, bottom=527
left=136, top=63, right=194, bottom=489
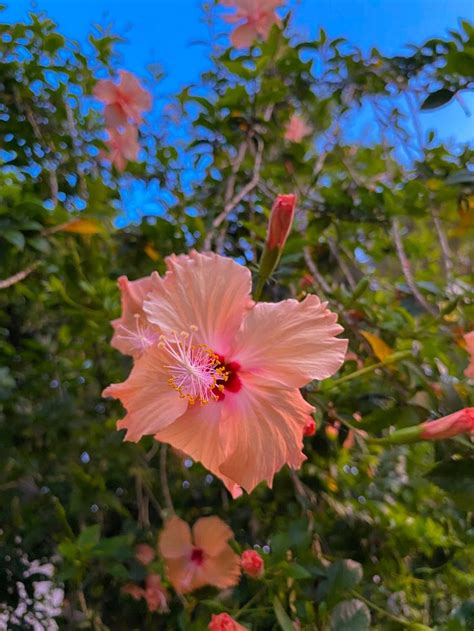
left=190, top=547, right=204, bottom=566
left=159, top=327, right=228, bottom=405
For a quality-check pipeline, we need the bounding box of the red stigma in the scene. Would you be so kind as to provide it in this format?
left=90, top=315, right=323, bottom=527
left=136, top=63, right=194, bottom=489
left=214, top=356, right=242, bottom=400
left=191, top=547, right=204, bottom=566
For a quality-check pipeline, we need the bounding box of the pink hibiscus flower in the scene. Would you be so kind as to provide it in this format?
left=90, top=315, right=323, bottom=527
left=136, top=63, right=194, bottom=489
left=111, top=275, right=158, bottom=359
left=158, top=516, right=240, bottom=594
left=94, top=70, right=152, bottom=128
left=220, top=0, right=283, bottom=49
left=209, top=613, right=248, bottom=630
left=284, top=114, right=312, bottom=143
left=463, top=331, right=474, bottom=378
left=102, top=126, right=140, bottom=172
left=103, top=251, right=347, bottom=495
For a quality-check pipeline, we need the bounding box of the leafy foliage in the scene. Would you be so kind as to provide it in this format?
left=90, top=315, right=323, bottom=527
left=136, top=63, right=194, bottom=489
left=0, top=4, right=473, bottom=630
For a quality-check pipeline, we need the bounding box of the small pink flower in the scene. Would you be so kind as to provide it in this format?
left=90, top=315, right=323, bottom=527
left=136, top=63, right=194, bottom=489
left=158, top=516, right=240, bottom=594
left=102, top=125, right=140, bottom=172
left=241, top=549, right=264, bottom=578
left=104, top=251, right=347, bottom=495
left=463, top=331, right=474, bottom=378
left=209, top=613, right=247, bottom=631
left=420, top=408, right=474, bottom=441
left=122, top=583, right=143, bottom=601
left=284, top=114, right=312, bottom=143
left=220, top=0, right=283, bottom=49
left=111, top=275, right=157, bottom=359
left=94, top=70, right=152, bottom=128
left=143, top=574, right=169, bottom=613
left=266, top=194, right=297, bottom=250
left=135, top=543, right=155, bottom=566
left=303, top=416, right=316, bottom=437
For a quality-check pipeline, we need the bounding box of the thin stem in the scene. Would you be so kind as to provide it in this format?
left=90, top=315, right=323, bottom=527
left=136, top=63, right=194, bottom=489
left=431, top=207, right=452, bottom=282
left=322, top=350, right=412, bottom=390
left=391, top=219, right=437, bottom=316
left=350, top=589, right=417, bottom=627
left=160, top=444, right=175, bottom=515
left=303, top=246, right=331, bottom=295
left=0, top=262, right=40, bottom=289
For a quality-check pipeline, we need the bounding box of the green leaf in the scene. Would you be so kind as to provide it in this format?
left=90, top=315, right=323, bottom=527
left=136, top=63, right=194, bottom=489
left=279, top=561, right=312, bottom=580
left=329, top=599, right=371, bottom=631
left=445, top=170, right=474, bottom=185
left=420, top=89, right=456, bottom=111
left=317, top=559, right=363, bottom=602
left=273, top=597, right=295, bottom=631
left=77, top=524, right=101, bottom=547
left=426, top=459, right=474, bottom=511
left=3, top=230, right=25, bottom=250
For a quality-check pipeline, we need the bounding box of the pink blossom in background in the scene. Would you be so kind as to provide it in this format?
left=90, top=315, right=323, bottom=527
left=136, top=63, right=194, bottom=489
left=284, top=114, right=312, bottom=142
left=463, top=331, right=474, bottom=378
left=142, top=575, right=169, bottom=613
left=104, top=251, right=346, bottom=495
left=220, top=0, right=283, bottom=49
left=158, top=515, right=240, bottom=594
left=266, top=193, right=296, bottom=250
left=420, top=408, right=474, bottom=441
left=102, top=125, right=140, bottom=172
left=303, top=416, right=316, bottom=437
left=111, top=275, right=157, bottom=358
left=104, top=251, right=347, bottom=495
left=135, top=543, right=155, bottom=566
left=94, top=70, right=151, bottom=128
left=209, top=612, right=248, bottom=630
left=240, top=549, right=264, bottom=578
left=122, top=575, right=169, bottom=613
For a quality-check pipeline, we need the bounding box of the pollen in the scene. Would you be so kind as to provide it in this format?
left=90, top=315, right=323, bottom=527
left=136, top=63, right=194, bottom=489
left=159, top=328, right=228, bottom=405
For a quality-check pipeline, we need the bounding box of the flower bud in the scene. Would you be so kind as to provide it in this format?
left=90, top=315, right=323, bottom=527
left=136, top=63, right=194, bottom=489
left=209, top=613, right=247, bottom=630
left=266, top=194, right=297, bottom=250
left=240, top=549, right=264, bottom=578
left=420, top=408, right=474, bottom=440
left=135, top=543, right=155, bottom=566
left=303, top=416, right=316, bottom=437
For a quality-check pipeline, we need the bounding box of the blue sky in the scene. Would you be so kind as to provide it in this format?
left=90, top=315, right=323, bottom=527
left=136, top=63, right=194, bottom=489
left=4, top=0, right=474, bottom=144
left=4, top=1, right=473, bottom=223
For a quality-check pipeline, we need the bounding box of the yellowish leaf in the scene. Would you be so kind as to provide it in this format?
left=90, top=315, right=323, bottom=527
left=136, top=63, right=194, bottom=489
left=144, top=243, right=160, bottom=261
left=361, top=331, right=393, bottom=361
left=55, top=218, right=103, bottom=234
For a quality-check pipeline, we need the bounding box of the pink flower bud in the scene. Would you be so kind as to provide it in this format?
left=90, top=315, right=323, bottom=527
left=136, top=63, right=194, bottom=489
left=135, top=543, right=155, bottom=566
left=241, top=549, right=264, bottom=578
left=303, top=416, right=316, bottom=437
left=266, top=194, right=297, bottom=250
left=209, top=613, right=247, bottom=631
left=143, top=574, right=169, bottom=613
left=420, top=408, right=474, bottom=441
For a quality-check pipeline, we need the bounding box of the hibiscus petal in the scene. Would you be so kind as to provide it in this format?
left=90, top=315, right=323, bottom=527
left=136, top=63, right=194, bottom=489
left=218, top=377, right=313, bottom=493
left=159, top=516, right=192, bottom=558
left=231, top=22, right=258, bottom=48
left=144, top=251, right=253, bottom=356
left=93, top=79, right=118, bottom=104
left=104, top=103, right=127, bottom=128
left=102, top=345, right=188, bottom=441
left=154, top=402, right=242, bottom=498
left=202, top=545, right=241, bottom=589
left=231, top=295, right=348, bottom=388
left=193, top=517, right=233, bottom=557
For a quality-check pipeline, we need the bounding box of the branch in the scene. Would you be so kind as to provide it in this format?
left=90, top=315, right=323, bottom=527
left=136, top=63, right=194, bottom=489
left=391, top=219, right=437, bottom=316
left=160, top=444, right=175, bottom=515
left=211, top=136, right=265, bottom=230
left=303, top=246, right=331, bottom=295
left=0, top=262, right=40, bottom=289
left=431, top=207, right=452, bottom=282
